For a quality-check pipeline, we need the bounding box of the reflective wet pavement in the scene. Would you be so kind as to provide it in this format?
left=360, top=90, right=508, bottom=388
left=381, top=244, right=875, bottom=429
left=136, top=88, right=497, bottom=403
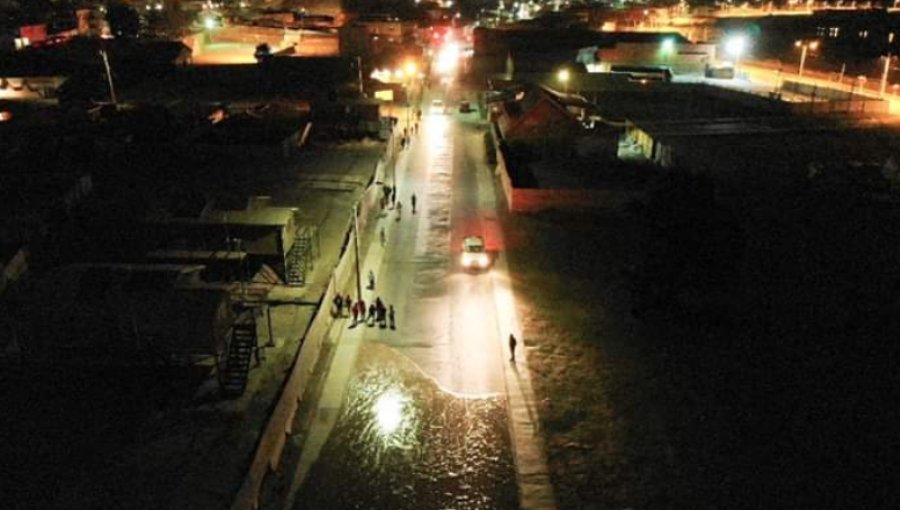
left=294, top=343, right=519, bottom=510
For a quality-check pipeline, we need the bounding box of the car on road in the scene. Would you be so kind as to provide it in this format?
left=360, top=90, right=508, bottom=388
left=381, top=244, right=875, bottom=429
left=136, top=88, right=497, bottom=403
left=430, top=99, right=447, bottom=114
left=458, top=100, right=472, bottom=113
left=461, top=236, right=490, bottom=271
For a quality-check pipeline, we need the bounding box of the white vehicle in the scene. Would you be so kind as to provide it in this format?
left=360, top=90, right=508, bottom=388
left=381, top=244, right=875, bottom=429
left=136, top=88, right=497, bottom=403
left=430, top=99, right=446, bottom=114
left=461, top=236, right=490, bottom=270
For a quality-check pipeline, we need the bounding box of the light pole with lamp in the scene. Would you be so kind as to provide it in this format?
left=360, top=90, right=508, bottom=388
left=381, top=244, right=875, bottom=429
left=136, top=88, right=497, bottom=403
left=880, top=32, right=896, bottom=97
left=725, top=34, right=747, bottom=78
left=352, top=205, right=362, bottom=300
left=795, top=39, right=819, bottom=78
left=661, top=37, right=675, bottom=68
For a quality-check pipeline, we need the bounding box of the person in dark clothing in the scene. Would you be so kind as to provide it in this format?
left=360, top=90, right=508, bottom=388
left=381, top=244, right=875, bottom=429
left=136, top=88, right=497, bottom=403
left=333, top=295, right=343, bottom=317
left=367, top=304, right=376, bottom=326
left=509, top=333, right=518, bottom=362
left=389, top=305, right=396, bottom=330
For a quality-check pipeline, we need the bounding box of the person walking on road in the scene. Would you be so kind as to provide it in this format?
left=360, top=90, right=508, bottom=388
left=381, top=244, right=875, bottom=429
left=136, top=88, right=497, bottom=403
left=368, top=270, right=375, bottom=290
left=380, top=226, right=386, bottom=246
left=509, top=333, right=518, bottom=362
left=344, top=294, right=353, bottom=317
left=351, top=300, right=359, bottom=325
left=411, top=193, right=417, bottom=214
left=395, top=201, right=402, bottom=220
left=367, top=303, right=377, bottom=326
left=389, top=305, right=396, bottom=330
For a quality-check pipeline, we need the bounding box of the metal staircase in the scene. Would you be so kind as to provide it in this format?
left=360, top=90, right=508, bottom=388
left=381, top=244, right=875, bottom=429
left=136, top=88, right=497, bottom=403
left=285, top=226, right=318, bottom=286
left=220, top=319, right=256, bottom=397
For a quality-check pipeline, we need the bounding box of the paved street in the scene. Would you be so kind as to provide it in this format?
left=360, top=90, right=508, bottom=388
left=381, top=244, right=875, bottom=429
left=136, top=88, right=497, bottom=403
left=274, top=92, right=536, bottom=510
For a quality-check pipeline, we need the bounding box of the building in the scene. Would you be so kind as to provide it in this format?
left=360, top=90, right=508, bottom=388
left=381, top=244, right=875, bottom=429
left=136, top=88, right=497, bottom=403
left=576, top=32, right=716, bottom=77
left=143, top=203, right=308, bottom=283
left=14, top=264, right=235, bottom=362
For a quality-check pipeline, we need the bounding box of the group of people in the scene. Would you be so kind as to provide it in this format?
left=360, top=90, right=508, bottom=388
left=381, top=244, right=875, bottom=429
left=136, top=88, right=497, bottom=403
left=332, top=294, right=395, bottom=329
left=381, top=186, right=417, bottom=222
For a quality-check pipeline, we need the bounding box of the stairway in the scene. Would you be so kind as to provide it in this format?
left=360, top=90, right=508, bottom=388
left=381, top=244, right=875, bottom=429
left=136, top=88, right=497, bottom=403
left=221, top=321, right=256, bottom=397
left=285, top=229, right=312, bottom=286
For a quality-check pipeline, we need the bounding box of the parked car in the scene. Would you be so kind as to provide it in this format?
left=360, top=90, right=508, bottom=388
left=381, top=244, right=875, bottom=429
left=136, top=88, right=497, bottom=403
left=458, top=100, right=472, bottom=113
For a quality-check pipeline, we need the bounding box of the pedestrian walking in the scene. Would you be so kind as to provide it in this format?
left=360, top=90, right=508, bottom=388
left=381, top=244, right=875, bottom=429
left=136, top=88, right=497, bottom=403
left=344, top=294, right=353, bottom=317
left=390, top=187, right=397, bottom=206
left=508, top=333, right=518, bottom=362
left=389, top=305, right=396, bottom=330
left=380, top=226, right=386, bottom=246
left=368, top=270, right=375, bottom=290
left=367, top=303, right=376, bottom=326
left=395, top=201, right=402, bottom=220
left=411, top=193, right=417, bottom=214
left=332, top=294, right=343, bottom=317
left=351, top=301, right=359, bottom=324
left=377, top=304, right=386, bottom=329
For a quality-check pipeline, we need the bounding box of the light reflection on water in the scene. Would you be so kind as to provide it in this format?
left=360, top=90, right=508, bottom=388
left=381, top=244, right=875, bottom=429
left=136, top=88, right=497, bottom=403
left=296, top=344, right=518, bottom=510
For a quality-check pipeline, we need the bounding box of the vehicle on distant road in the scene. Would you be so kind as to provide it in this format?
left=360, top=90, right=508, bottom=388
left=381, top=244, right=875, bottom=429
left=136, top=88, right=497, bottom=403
left=430, top=99, right=447, bottom=114
left=458, top=100, right=472, bottom=113
left=461, top=236, right=490, bottom=271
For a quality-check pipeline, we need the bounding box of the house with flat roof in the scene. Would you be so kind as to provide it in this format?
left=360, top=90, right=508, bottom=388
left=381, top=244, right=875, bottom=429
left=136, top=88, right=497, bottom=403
left=144, top=203, right=308, bottom=283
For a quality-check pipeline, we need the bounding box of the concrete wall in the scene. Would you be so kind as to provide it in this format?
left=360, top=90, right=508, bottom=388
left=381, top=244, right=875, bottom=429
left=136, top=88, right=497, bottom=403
left=511, top=188, right=643, bottom=213
left=491, top=121, right=641, bottom=212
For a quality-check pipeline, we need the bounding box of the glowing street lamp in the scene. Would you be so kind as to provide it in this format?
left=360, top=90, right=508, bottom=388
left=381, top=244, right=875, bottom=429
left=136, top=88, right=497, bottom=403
left=661, top=37, right=675, bottom=65
left=725, top=34, right=748, bottom=74
left=795, top=39, right=819, bottom=78
left=557, top=68, right=570, bottom=94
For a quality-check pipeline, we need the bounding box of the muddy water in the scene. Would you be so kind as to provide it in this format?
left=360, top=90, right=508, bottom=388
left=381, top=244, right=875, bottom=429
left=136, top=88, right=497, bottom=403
left=295, top=344, right=518, bottom=510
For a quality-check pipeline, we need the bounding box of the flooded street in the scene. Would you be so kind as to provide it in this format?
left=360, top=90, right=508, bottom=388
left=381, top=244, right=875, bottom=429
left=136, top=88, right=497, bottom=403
left=294, top=344, right=518, bottom=510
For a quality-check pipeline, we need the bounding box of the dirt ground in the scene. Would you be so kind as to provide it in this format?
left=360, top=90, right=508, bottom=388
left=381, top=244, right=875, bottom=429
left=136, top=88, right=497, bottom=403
left=504, top=176, right=899, bottom=509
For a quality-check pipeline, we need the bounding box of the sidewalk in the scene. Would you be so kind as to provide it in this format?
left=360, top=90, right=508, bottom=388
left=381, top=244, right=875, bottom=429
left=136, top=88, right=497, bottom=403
left=279, top=140, right=411, bottom=510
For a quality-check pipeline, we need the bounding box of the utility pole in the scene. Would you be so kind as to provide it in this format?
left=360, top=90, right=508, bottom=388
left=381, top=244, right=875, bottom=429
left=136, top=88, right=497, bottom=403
left=352, top=205, right=362, bottom=300
left=100, top=48, right=117, bottom=106
left=880, top=33, right=895, bottom=97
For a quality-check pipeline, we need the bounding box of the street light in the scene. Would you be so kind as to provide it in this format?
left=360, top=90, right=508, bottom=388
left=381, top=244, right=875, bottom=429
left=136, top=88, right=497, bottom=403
left=557, top=68, right=570, bottom=94
left=794, top=39, right=819, bottom=78
left=880, top=33, right=896, bottom=97
left=661, top=37, right=675, bottom=66
left=725, top=34, right=747, bottom=75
